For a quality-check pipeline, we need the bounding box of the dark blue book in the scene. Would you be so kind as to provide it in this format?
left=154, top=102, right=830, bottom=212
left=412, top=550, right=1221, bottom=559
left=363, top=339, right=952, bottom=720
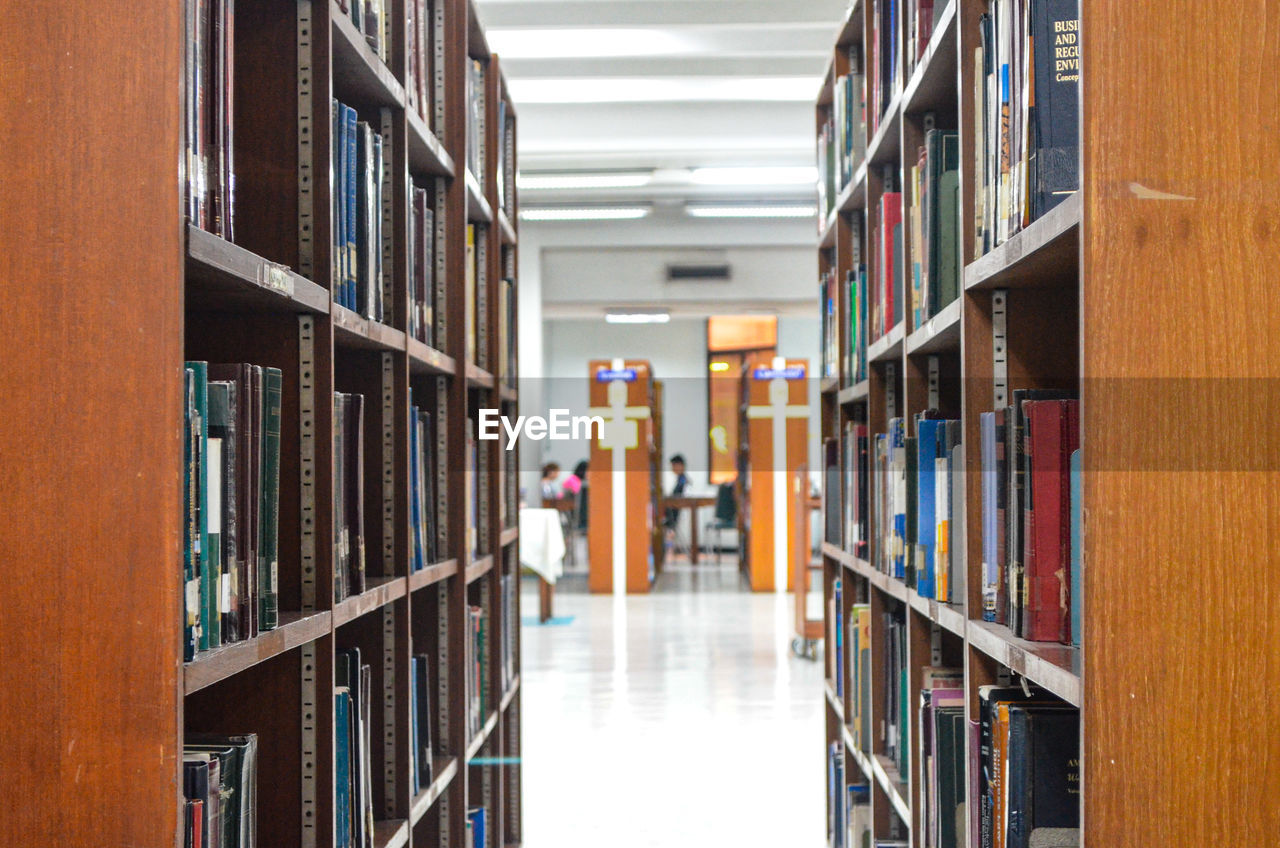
left=915, top=417, right=942, bottom=598
left=467, top=807, right=486, bottom=848
left=343, top=104, right=358, bottom=310
left=409, top=396, right=424, bottom=573
left=1030, top=0, right=1080, bottom=219
left=335, top=689, right=352, bottom=848
left=1006, top=706, right=1080, bottom=848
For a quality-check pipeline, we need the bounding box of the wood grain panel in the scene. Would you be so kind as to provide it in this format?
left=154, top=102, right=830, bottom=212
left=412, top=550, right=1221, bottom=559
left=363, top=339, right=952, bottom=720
left=1082, top=1, right=1280, bottom=844
left=0, top=1, right=182, bottom=844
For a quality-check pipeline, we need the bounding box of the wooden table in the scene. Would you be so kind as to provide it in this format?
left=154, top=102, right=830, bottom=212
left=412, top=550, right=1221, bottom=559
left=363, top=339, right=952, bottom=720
left=661, top=494, right=718, bottom=564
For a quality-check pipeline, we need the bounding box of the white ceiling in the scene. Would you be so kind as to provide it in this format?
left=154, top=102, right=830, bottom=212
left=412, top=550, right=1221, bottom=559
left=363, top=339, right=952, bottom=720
left=475, top=0, right=848, bottom=184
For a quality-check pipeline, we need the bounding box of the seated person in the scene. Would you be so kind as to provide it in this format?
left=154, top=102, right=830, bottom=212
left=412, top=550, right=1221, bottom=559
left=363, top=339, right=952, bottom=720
left=540, top=462, right=562, bottom=501
left=662, top=454, right=689, bottom=529
left=561, top=460, right=587, bottom=497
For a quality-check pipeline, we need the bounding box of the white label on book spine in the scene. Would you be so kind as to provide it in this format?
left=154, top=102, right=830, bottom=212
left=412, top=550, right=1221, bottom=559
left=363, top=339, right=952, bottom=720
left=221, top=574, right=232, bottom=614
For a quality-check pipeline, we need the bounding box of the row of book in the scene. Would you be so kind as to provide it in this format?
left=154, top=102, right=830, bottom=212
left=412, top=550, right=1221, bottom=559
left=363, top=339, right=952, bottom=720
left=466, top=224, right=480, bottom=365
left=827, top=743, right=871, bottom=848
left=499, top=572, right=518, bottom=692
left=410, top=391, right=440, bottom=571
left=334, top=392, right=368, bottom=602
left=820, top=269, right=839, bottom=380
left=466, top=60, right=486, bottom=185
left=184, top=362, right=281, bottom=661
left=406, top=0, right=440, bottom=129
left=908, top=129, right=961, bottom=330
left=410, top=653, right=436, bottom=795
left=465, top=425, right=482, bottom=560
left=336, top=647, right=376, bottom=848
left=868, top=0, right=902, bottom=136
left=409, top=185, right=437, bottom=346
left=918, top=667, right=965, bottom=848
left=905, top=0, right=948, bottom=77
left=183, top=734, right=259, bottom=848
left=981, top=394, right=1080, bottom=644
left=868, top=190, right=903, bottom=342
left=183, top=0, right=234, bottom=239
left=828, top=413, right=966, bottom=604
left=974, top=0, right=1080, bottom=254
left=331, top=100, right=389, bottom=322
left=338, top=0, right=389, bottom=63
left=465, top=603, right=490, bottom=737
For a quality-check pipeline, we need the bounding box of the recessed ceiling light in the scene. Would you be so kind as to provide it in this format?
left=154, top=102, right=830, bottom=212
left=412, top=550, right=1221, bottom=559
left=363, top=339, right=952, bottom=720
left=690, top=166, right=819, bottom=186
left=520, top=207, right=651, bottom=222
left=685, top=204, right=818, bottom=219
left=605, top=309, right=671, bottom=324
left=507, top=77, right=820, bottom=104
left=517, top=172, right=653, bottom=190
left=487, top=28, right=693, bottom=60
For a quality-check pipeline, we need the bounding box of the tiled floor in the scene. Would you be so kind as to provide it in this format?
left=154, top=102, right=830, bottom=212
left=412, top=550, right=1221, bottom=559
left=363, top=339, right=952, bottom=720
left=519, top=559, right=826, bottom=847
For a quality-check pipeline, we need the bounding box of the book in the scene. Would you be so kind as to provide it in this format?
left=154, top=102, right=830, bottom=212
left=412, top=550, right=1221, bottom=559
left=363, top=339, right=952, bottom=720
left=184, top=0, right=235, bottom=238
left=1022, top=399, right=1079, bottom=643
left=186, top=733, right=258, bottom=848
left=466, top=224, right=477, bottom=363
left=1069, top=449, right=1081, bottom=647
left=1029, top=0, right=1080, bottom=220
left=334, top=392, right=366, bottom=601
left=1006, top=707, right=1080, bottom=848
left=467, top=807, right=487, bottom=848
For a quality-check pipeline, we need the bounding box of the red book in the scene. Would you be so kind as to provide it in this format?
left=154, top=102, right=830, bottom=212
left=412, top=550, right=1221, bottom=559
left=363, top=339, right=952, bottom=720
left=880, top=192, right=903, bottom=336
left=1022, top=399, right=1079, bottom=642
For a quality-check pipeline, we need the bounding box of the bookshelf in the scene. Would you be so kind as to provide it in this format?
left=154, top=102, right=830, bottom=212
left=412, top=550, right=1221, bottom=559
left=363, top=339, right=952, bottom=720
left=0, top=0, right=520, bottom=845
left=815, top=0, right=1280, bottom=846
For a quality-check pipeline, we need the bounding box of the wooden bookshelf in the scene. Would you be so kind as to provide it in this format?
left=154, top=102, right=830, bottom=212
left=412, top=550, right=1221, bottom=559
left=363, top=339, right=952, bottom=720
left=0, top=0, right=521, bottom=845
left=814, top=0, right=1280, bottom=845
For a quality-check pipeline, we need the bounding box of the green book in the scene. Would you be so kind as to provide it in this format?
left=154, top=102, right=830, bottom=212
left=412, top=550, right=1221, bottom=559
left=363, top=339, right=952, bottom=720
left=185, top=361, right=219, bottom=650
left=259, top=367, right=282, bottom=631
left=183, top=368, right=199, bottom=661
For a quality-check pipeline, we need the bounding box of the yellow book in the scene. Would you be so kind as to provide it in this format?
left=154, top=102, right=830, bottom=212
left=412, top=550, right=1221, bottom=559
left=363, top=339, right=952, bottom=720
left=466, top=224, right=476, bottom=363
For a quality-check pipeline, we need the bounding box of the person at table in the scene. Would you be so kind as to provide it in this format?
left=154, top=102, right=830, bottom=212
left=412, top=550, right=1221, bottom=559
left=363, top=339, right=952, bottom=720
left=540, top=462, right=562, bottom=500
left=663, top=454, right=689, bottom=530
left=562, top=460, right=587, bottom=497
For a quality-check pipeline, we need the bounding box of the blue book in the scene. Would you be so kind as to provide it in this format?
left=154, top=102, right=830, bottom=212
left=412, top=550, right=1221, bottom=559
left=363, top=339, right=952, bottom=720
left=834, top=578, right=844, bottom=698
left=1070, top=449, right=1082, bottom=647
left=335, top=690, right=352, bottom=848
left=332, top=99, right=343, bottom=293
left=467, top=807, right=486, bottom=848
left=344, top=105, right=359, bottom=310
left=915, top=417, right=941, bottom=598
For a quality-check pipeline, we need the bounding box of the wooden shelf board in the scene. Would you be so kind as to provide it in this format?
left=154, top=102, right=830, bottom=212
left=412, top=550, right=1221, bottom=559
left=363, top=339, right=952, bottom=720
left=906, top=589, right=966, bottom=638
left=373, top=819, right=409, bottom=848
left=822, top=541, right=857, bottom=570
left=845, top=732, right=874, bottom=782
left=466, top=554, right=495, bottom=584
left=866, top=94, right=903, bottom=167
left=819, top=207, right=838, bottom=248
left=867, top=321, right=906, bottom=363
left=466, top=170, right=493, bottom=224
left=836, top=0, right=864, bottom=48
left=500, top=674, right=521, bottom=711
left=185, top=224, right=329, bottom=315
left=466, top=711, right=499, bottom=760
left=407, top=337, right=457, bottom=376
left=904, top=296, right=962, bottom=355
left=184, top=611, right=332, bottom=695
left=964, top=191, right=1081, bottom=291
left=837, top=380, right=870, bottom=405
left=872, top=754, right=912, bottom=825
left=406, top=109, right=455, bottom=178
left=500, top=526, right=518, bottom=547
left=902, top=0, right=958, bottom=116
left=330, top=0, right=404, bottom=109
left=840, top=163, right=868, bottom=213
left=466, top=362, right=496, bottom=389
left=820, top=376, right=840, bottom=395
left=334, top=575, right=407, bottom=627
left=409, top=756, right=459, bottom=825
left=409, top=558, right=460, bottom=592
left=824, top=679, right=845, bottom=721
left=332, top=304, right=408, bottom=352
left=497, top=209, right=517, bottom=245
left=967, top=619, right=1082, bottom=706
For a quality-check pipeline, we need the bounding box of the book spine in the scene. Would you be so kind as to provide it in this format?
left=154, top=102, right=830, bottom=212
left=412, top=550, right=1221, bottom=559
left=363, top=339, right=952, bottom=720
left=259, top=367, right=281, bottom=630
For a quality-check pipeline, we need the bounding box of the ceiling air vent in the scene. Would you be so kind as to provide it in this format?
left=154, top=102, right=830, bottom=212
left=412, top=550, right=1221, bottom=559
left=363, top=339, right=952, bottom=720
left=665, top=263, right=731, bottom=281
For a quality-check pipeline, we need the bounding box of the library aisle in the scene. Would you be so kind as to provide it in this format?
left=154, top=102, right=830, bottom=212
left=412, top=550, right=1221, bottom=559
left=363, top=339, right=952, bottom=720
left=519, top=563, right=825, bottom=847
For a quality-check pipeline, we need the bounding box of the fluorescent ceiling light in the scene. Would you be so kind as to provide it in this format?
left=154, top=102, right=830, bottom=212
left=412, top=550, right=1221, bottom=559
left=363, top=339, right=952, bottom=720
left=507, top=77, right=820, bottom=104
left=686, top=204, right=817, bottom=219
left=605, top=309, right=671, bottom=324
left=517, top=172, right=652, bottom=190
left=488, top=28, right=694, bottom=60
left=690, top=166, right=819, bottom=186
left=520, top=207, right=650, bottom=222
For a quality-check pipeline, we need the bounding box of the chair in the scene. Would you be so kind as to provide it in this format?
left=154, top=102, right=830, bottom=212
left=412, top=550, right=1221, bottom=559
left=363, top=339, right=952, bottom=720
left=704, top=482, right=738, bottom=563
